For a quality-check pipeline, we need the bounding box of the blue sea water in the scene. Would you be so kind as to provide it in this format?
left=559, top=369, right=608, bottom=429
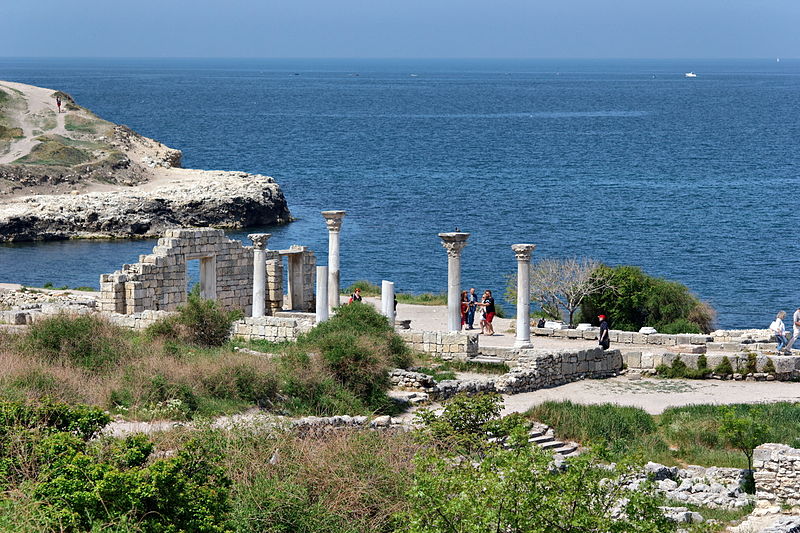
left=0, top=58, right=798, bottom=329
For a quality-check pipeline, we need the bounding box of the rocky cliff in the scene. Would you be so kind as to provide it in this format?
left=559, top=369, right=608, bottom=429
left=0, top=81, right=291, bottom=241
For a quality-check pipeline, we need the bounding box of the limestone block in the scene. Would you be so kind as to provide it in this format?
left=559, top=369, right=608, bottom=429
left=640, top=352, right=654, bottom=368
left=623, top=351, right=642, bottom=368
left=582, top=330, right=599, bottom=340
left=618, top=332, right=634, bottom=343
left=565, top=329, right=582, bottom=339
left=690, top=335, right=713, bottom=345
left=532, top=327, right=553, bottom=336
left=631, top=333, right=647, bottom=344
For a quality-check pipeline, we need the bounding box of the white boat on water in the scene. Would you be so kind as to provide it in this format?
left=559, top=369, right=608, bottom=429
left=685, top=72, right=697, bottom=78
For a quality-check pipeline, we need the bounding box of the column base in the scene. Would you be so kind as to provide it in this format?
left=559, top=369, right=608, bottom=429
left=514, top=340, right=533, bottom=349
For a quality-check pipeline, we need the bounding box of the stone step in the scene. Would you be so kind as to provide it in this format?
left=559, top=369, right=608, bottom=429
left=468, top=355, right=508, bottom=365
left=553, top=444, right=578, bottom=455
left=538, top=440, right=565, bottom=451
left=529, top=435, right=555, bottom=445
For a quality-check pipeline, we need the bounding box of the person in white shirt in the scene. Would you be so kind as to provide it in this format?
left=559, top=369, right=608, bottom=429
left=782, top=307, right=800, bottom=354
left=770, top=310, right=788, bottom=353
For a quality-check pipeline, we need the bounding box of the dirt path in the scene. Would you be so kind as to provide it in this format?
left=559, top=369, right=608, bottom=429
left=0, top=80, right=64, bottom=164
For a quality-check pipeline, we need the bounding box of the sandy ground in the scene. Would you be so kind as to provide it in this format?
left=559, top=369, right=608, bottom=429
left=0, top=81, right=67, bottom=165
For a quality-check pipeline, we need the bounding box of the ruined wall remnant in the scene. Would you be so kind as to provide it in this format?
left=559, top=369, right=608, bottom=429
left=99, top=228, right=257, bottom=315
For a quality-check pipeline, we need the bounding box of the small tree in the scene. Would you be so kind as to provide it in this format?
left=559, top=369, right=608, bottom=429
left=528, top=258, right=615, bottom=326
left=720, top=409, right=768, bottom=493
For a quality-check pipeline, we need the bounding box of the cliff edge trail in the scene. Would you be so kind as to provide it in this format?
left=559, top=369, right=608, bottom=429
left=0, top=81, right=291, bottom=242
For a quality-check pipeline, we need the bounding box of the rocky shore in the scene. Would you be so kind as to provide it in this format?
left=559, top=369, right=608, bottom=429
left=0, top=80, right=291, bottom=241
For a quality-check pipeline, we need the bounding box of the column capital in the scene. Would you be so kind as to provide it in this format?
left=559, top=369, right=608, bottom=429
left=249, top=233, right=271, bottom=250
left=511, top=243, right=536, bottom=262
left=438, top=232, right=470, bottom=258
left=322, top=210, right=346, bottom=232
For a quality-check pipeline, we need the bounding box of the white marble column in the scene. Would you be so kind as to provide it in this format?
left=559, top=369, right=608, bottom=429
left=438, top=232, right=469, bottom=332
left=249, top=233, right=271, bottom=318
left=381, top=280, right=395, bottom=325
left=512, top=244, right=536, bottom=348
left=316, top=266, right=329, bottom=323
left=322, top=210, right=346, bottom=312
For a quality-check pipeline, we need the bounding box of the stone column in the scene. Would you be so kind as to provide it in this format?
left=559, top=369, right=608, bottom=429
left=381, top=280, right=395, bottom=325
left=249, top=233, right=271, bottom=318
left=512, top=244, right=536, bottom=348
left=316, top=266, right=329, bottom=323
left=438, top=232, right=470, bottom=332
left=322, top=210, right=346, bottom=312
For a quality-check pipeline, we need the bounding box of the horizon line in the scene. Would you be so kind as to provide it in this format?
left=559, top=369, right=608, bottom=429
left=0, top=56, right=796, bottom=61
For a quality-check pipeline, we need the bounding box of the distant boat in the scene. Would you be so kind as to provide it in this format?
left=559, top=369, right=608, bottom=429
left=777, top=58, right=781, bottom=62
left=410, top=74, right=418, bottom=77
left=685, top=72, right=697, bottom=78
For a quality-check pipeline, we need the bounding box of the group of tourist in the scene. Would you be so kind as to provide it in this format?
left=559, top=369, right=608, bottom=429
left=460, top=287, right=496, bottom=335
left=770, top=307, right=800, bottom=354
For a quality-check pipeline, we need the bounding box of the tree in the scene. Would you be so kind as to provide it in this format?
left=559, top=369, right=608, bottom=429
left=528, top=258, right=615, bottom=327
left=720, top=409, right=768, bottom=493
left=578, top=265, right=716, bottom=333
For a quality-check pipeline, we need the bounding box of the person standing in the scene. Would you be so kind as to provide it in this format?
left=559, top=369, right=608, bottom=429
left=783, top=307, right=800, bottom=353
left=56, top=95, right=62, bottom=113
left=349, top=287, right=363, bottom=304
left=479, top=289, right=496, bottom=336
left=771, top=311, right=789, bottom=353
left=460, top=290, right=469, bottom=329
left=466, top=287, right=479, bottom=330
left=598, top=314, right=610, bottom=350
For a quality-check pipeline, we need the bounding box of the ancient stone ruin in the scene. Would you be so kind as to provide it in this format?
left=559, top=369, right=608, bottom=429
left=99, top=228, right=315, bottom=315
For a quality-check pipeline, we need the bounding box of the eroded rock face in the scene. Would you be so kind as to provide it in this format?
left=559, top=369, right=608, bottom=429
left=0, top=170, right=291, bottom=241
left=0, top=81, right=292, bottom=241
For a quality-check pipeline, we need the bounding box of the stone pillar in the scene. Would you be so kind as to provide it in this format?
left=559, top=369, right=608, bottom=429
left=438, top=232, right=470, bottom=332
left=381, top=280, right=395, bottom=325
left=512, top=244, right=536, bottom=348
left=322, top=210, right=346, bottom=312
left=249, top=233, right=270, bottom=318
left=316, top=266, right=329, bottom=323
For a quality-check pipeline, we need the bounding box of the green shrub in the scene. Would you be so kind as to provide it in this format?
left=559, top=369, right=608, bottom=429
left=147, top=286, right=242, bottom=347
left=24, top=314, right=127, bottom=371
left=763, top=357, right=777, bottom=374
left=202, top=364, right=278, bottom=407
left=578, top=265, right=715, bottom=333
left=746, top=353, right=758, bottom=375
left=659, top=318, right=701, bottom=334
left=697, top=354, right=708, bottom=371
left=656, top=356, right=708, bottom=379
left=714, top=356, right=734, bottom=376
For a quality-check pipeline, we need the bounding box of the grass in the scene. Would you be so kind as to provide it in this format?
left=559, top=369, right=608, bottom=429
left=14, top=138, right=90, bottom=166
left=528, top=400, right=800, bottom=468
left=41, top=282, right=95, bottom=291
left=64, top=114, right=101, bottom=133
left=413, top=357, right=511, bottom=381
left=343, top=280, right=448, bottom=306
left=1, top=302, right=411, bottom=421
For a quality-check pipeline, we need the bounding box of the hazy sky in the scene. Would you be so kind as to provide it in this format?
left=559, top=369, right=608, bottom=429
left=3, top=0, right=798, bottom=58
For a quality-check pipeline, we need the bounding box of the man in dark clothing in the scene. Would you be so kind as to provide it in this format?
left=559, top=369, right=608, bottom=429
left=598, top=314, right=610, bottom=350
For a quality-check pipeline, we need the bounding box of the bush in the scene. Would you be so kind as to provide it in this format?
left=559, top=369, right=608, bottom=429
left=714, top=356, right=734, bottom=376
left=659, top=318, right=702, bottom=334
left=578, top=265, right=715, bottom=333
left=746, top=353, right=758, bottom=375
left=763, top=357, right=777, bottom=374
left=656, top=356, right=709, bottom=379
left=24, top=314, right=128, bottom=371
left=147, top=286, right=242, bottom=347
left=202, top=364, right=278, bottom=408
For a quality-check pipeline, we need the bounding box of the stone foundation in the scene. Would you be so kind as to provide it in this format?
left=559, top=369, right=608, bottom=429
left=755, top=443, right=800, bottom=507
left=623, top=351, right=800, bottom=380
left=397, top=329, right=479, bottom=361
left=232, top=314, right=314, bottom=343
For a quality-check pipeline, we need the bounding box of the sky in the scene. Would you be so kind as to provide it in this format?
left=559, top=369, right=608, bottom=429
left=2, top=0, right=799, bottom=59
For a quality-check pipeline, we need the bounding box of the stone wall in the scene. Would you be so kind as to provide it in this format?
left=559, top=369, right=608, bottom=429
left=99, top=228, right=263, bottom=315
left=397, top=329, right=479, bottom=361
left=755, top=443, right=800, bottom=508
left=232, top=314, right=315, bottom=343
left=106, top=310, right=176, bottom=330
left=533, top=327, right=713, bottom=346
left=622, top=351, right=800, bottom=380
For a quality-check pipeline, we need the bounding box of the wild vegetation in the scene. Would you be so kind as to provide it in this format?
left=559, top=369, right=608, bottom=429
left=528, top=400, right=798, bottom=470
left=0, top=294, right=410, bottom=420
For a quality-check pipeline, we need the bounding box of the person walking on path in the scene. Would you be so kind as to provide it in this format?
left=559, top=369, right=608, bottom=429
left=56, top=96, right=62, bottom=113
left=598, top=314, right=610, bottom=350
left=466, top=287, right=479, bottom=330
left=770, top=311, right=789, bottom=352
left=478, top=289, right=496, bottom=336
left=783, top=307, right=800, bottom=353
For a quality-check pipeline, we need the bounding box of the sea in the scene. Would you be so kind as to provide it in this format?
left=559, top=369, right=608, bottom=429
left=0, top=58, right=798, bottom=330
